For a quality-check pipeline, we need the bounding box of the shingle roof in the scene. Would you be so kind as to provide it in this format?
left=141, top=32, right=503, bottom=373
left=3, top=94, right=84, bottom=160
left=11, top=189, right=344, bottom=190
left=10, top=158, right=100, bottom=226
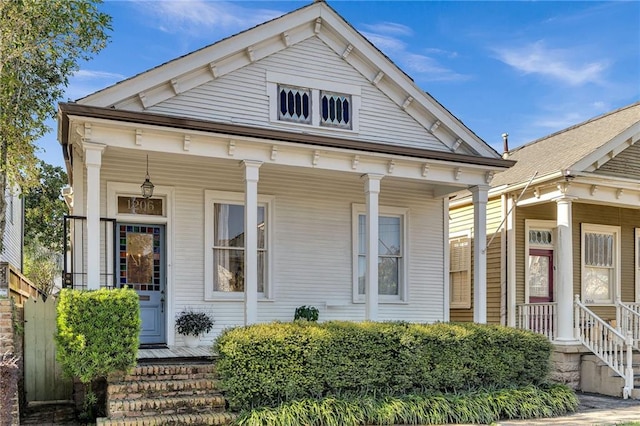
left=491, top=102, right=640, bottom=187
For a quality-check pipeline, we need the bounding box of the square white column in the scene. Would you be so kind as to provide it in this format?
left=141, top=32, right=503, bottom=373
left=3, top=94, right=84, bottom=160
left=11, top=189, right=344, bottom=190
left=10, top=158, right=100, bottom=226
left=471, top=185, right=489, bottom=323
left=83, top=142, right=106, bottom=290
left=364, top=174, right=383, bottom=321
left=243, top=160, right=262, bottom=325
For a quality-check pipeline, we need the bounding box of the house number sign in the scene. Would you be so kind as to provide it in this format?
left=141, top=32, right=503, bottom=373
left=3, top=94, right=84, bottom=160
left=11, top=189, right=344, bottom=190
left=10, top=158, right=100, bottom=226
left=117, top=196, right=163, bottom=216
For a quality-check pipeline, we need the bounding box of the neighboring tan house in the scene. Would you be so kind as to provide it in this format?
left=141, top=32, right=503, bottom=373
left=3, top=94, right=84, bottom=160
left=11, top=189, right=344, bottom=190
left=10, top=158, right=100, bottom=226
left=449, top=102, right=640, bottom=398
left=56, top=2, right=512, bottom=347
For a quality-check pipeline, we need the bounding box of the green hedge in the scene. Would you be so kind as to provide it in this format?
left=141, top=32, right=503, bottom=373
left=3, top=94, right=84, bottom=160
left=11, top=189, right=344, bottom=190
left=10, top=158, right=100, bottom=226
left=55, top=288, right=140, bottom=383
left=216, top=321, right=552, bottom=410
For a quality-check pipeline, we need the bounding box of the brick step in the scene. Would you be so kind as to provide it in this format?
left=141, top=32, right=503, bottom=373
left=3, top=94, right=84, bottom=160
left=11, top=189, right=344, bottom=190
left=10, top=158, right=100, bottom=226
left=110, top=363, right=217, bottom=382
left=108, top=377, right=223, bottom=399
left=108, top=394, right=226, bottom=418
left=97, top=411, right=236, bottom=426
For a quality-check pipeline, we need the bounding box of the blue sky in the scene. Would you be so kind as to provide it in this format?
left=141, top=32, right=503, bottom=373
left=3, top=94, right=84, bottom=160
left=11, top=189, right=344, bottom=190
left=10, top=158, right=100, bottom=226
left=38, top=0, right=640, bottom=168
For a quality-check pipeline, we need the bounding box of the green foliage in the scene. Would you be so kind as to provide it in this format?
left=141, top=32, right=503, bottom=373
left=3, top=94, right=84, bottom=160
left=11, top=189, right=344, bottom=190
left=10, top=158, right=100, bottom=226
left=294, top=305, right=319, bottom=322
left=24, top=161, right=68, bottom=253
left=23, top=241, right=60, bottom=295
left=216, top=321, right=553, bottom=410
left=0, top=0, right=110, bottom=251
left=55, top=288, right=140, bottom=384
left=175, top=309, right=214, bottom=337
left=234, top=384, right=578, bottom=426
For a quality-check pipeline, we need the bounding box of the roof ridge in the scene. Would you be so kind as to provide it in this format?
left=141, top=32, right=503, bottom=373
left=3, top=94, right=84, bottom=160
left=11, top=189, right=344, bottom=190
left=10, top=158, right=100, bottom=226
left=507, top=100, right=640, bottom=155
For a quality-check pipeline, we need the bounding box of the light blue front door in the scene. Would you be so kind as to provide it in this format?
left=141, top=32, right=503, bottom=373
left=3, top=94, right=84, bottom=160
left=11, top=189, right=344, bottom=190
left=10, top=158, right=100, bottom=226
left=117, top=223, right=166, bottom=345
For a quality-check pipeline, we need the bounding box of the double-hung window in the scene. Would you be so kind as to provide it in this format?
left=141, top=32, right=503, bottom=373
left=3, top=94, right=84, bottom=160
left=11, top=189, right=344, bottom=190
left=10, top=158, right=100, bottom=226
left=352, top=205, right=408, bottom=302
left=581, top=224, right=620, bottom=304
left=204, top=191, right=272, bottom=300
left=449, top=231, right=471, bottom=309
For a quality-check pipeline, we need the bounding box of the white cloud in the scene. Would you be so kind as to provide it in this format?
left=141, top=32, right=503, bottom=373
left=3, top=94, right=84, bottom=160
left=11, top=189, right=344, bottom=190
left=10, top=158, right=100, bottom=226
left=360, top=28, right=468, bottom=82
left=72, top=70, right=126, bottom=80
left=361, top=22, right=413, bottom=37
left=134, top=0, right=284, bottom=36
left=494, top=41, right=608, bottom=86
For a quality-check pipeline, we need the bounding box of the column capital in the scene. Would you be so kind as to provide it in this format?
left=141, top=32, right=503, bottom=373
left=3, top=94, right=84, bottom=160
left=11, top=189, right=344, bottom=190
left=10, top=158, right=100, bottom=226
left=554, top=194, right=579, bottom=203
left=362, top=173, right=384, bottom=193
left=241, top=160, right=262, bottom=182
left=470, top=184, right=489, bottom=203
left=83, top=142, right=106, bottom=167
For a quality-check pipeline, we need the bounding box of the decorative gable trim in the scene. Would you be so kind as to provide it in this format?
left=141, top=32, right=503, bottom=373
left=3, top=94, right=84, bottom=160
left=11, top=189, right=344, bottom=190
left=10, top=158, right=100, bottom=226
left=571, top=121, right=640, bottom=172
left=77, top=2, right=500, bottom=161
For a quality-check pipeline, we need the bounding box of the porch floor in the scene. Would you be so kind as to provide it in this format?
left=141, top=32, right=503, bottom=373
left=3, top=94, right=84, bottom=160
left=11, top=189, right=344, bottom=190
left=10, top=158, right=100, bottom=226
left=137, top=345, right=214, bottom=361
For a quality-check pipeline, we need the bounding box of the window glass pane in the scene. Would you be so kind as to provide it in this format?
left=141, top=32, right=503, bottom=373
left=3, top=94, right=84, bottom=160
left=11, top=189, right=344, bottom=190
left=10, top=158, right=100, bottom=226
left=450, top=271, right=467, bottom=303
left=584, top=267, right=612, bottom=301
left=358, top=255, right=366, bottom=294
left=379, top=216, right=400, bottom=255
left=528, top=255, right=550, bottom=298
left=214, top=204, right=244, bottom=247
left=258, top=251, right=265, bottom=293
left=358, top=215, right=365, bottom=255
left=278, top=86, right=311, bottom=124
left=450, top=237, right=469, bottom=271
left=126, top=233, right=154, bottom=284
left=257, top=206, right=265, bottom=249
left=585, top=232, right=614, bottom=267
left=214, top=249, right=244, bottom=292
left=379, top=257, right=398, bottom=295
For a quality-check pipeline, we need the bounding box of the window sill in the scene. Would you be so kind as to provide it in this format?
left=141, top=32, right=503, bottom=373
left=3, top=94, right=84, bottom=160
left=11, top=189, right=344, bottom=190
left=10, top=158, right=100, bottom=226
left=352, top=298, right=409, bottom=305
left=204, top=294, right=273, bottom=302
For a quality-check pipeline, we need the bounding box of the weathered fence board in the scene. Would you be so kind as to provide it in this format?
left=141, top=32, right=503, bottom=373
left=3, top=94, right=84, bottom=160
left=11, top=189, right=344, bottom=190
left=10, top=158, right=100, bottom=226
left=24, top=297, right=72, bottom=402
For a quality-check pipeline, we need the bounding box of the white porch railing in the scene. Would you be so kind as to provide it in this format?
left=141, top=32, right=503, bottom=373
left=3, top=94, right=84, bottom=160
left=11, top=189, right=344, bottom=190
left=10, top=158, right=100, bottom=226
left=515, top=302, right=557, bottom=341
left=616, top=299, right=640, bottom=350
left=575, top=295, right=634, bottom=399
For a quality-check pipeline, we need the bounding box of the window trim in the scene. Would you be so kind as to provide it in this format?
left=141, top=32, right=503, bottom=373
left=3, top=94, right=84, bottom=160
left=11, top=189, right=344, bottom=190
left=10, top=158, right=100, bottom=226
left=351, top=203, right=409, bottom=304
left=524, top=220, right=556, bottom=303
left=580, top=223, right=621, bottom=305
left=449, top=230, right=471, bottom=309
left=204, top=190, right=274, bottom=301
left=636, top=228, right=640, bottom=303
left=267, top=71, right=360, bottom=133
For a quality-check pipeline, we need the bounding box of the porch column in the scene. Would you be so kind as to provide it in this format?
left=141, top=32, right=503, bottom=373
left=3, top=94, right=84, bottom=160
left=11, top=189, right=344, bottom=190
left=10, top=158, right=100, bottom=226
left=84, top=142, right=106, bottom=290
left=556, top=194, right=578, bottom=343
left=243, top=160, right=262, bottom=325
left=364, top=174, right=383, bottom=321
left=506, top=194, right=516, bottom=327
left=471, top=185, right=489, bottom=323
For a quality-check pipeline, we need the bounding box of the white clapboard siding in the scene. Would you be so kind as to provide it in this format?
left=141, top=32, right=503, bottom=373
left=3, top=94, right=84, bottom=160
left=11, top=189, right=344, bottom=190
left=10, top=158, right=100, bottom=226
left=2, top=188, right=22, bottom=269
left=96, top=151, right=445, bottom=343
left=149, top=36, right=444, bottom=152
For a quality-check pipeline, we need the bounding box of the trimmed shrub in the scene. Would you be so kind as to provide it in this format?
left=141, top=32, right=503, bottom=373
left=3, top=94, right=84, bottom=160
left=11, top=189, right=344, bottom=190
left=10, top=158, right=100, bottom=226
left=234, top=384, right=578, bottom=426
left=55, top=288, right=140, bottom=383
left=216, top=321, right=552, bottom=410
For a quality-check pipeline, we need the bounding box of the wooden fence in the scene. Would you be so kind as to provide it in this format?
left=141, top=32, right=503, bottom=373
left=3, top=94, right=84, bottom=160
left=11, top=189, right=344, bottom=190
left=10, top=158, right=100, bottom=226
left=1, top=262, right=43, bottom=306
left=24, top=297, right=73, bottom=402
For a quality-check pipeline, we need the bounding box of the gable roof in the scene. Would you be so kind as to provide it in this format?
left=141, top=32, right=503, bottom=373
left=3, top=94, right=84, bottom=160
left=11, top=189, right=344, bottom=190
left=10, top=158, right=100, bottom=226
left=491, top=102, right=640, bottom=188
left=73, top=0, right=500, bottom=160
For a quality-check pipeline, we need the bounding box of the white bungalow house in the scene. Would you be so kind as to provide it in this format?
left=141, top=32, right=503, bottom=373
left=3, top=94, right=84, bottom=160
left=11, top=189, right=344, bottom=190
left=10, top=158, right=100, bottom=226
left=57, top=1, right=513, bottom=347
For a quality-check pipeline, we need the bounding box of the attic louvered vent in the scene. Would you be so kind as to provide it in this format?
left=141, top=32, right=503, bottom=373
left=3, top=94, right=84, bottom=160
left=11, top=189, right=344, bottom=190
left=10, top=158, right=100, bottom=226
left=320, top=91, right=351, bottom=129
left=278, top=85, right=311, bottom=124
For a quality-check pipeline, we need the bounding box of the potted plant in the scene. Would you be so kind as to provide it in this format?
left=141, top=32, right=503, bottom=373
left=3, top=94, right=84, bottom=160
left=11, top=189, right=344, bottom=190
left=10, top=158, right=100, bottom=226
left=175, top=309, right=214, bottom=348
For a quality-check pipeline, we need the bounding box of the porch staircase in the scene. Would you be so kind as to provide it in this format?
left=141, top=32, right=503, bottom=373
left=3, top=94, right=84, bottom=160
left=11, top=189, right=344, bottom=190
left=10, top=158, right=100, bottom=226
left=581, top=351, right=640, bottom=399
left=97, top=360, right=236, bottom=425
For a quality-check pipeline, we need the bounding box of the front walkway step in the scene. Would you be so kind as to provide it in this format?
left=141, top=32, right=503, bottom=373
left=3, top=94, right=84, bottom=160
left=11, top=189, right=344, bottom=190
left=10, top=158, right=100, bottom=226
left=108, top=377, right=222, bottom=398
left=110, top=363, right=217, bottom=382
left=108, top=394, right=226, bottom=418
left=97, top=411, right=236, bottom=426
